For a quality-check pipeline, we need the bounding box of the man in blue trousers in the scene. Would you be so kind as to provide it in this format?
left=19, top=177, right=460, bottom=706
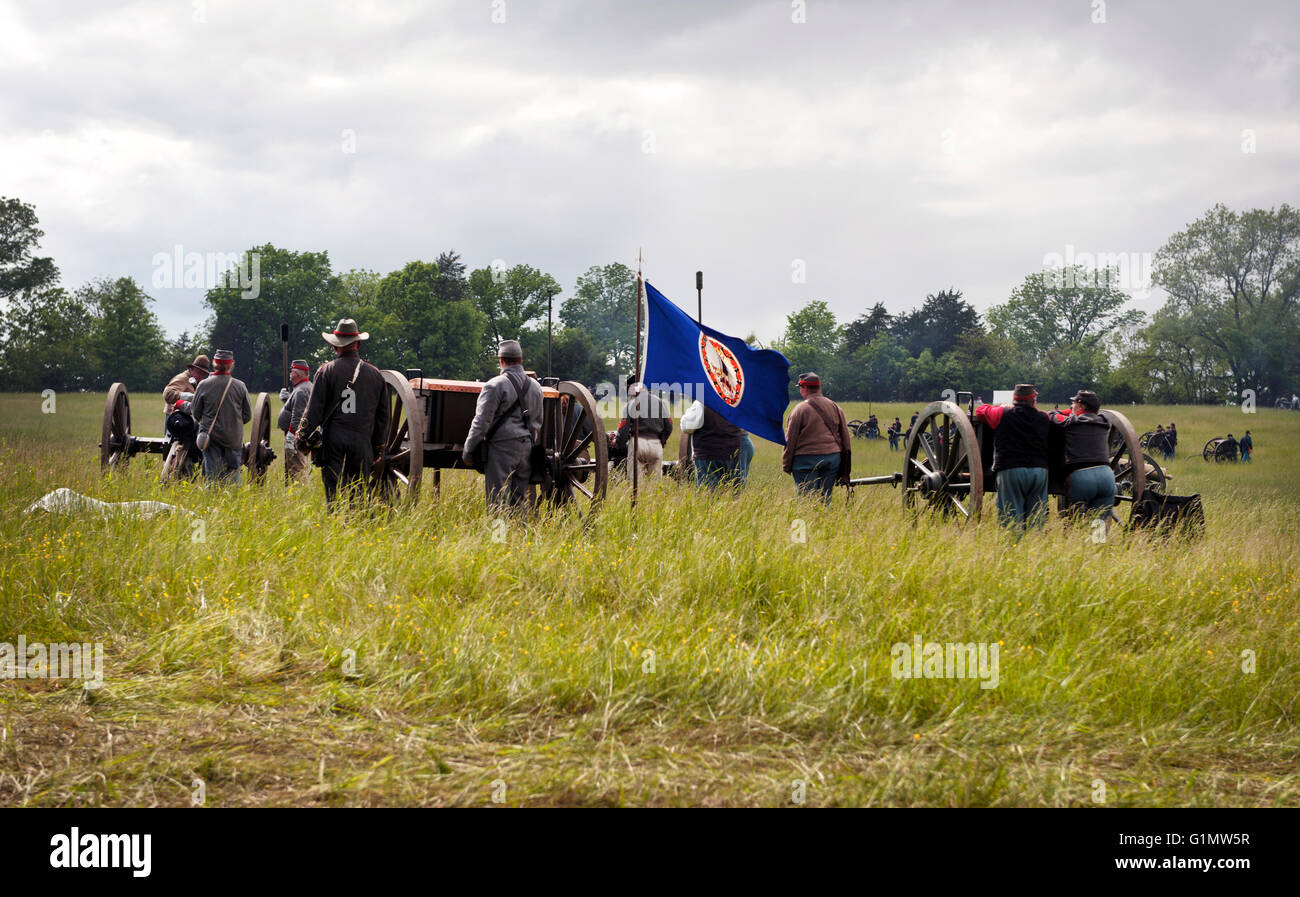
left=974, top=383, right=1050, bottom=537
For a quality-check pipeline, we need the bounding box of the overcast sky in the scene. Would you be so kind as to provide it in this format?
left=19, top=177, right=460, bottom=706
left=3, top=0, right=1297, bottom=343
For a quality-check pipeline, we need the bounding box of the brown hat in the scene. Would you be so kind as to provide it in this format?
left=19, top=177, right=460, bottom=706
left=188, top=354, right=211, bottom=374
left=323, top=318, right=369, bottom=347
left=797, top=372, right=821, bottom=387
left=1013, top=383, right=1037, bottom=402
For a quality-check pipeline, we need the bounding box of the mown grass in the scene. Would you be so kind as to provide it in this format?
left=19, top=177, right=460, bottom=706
left=1, top=391, right=1297, bottom=806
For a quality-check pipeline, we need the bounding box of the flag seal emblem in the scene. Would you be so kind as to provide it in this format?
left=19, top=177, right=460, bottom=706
left=699, top=333, right=745, bottom=407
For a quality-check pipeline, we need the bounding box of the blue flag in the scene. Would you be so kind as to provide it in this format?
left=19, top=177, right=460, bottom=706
left=640, top=280, right=790, bottom=445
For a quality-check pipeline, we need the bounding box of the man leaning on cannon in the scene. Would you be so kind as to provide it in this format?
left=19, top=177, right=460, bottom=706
left=277, top=358, right=313, bottom=483
left=974, top=383, right=1050, bottom=536
left=463, top=339, right=543, bottom=512
left=299, top=319, right=390, bottom=505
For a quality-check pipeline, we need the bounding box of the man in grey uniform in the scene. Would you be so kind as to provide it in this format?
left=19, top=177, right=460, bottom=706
left=189, top=348, right=252, bottom=484
left=463, top=339, right=543, bottom=511
left=277, top=359, right=313, bottom=483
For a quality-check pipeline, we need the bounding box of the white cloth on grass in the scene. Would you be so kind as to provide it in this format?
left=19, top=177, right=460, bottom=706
left=25, top=488, right=193, bottom=518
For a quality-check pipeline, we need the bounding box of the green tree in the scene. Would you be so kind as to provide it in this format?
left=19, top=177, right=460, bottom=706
left=1151, top=203, right=1300, bottom=402
left=469, top=263, right=561, bottom=352
left=0, top=287, right=96, bottom=391
left=0, top=196, right=59, bottom=304
left=82, top=277, right=170, bottom=391
left=374, top=260, right=488, bottom=378
left=205, top=245, right=341, bottom=390
left=891, top=289, right=980, bottom=358
left=559, top=263, right=638, bottom=381
left=986, top=266, right=1142, bottom=389
left=843, top=302, right=892, bottom=354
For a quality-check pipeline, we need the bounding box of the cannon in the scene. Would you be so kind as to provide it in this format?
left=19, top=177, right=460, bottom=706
left=1201, top=437, right=1238, bottom=462
left=369, top=371, right=607, bottom=507
left=847, top=418, right=881, bottom=439
left=845, top=393, right=1154, bottom=520
left=99, top=382, right=276, bottom=482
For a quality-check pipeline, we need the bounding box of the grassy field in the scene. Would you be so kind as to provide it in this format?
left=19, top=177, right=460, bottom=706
left=1, top=389, right=1297, bottom=807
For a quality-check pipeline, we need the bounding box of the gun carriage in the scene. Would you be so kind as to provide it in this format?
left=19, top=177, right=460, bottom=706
left=846, top=393, right=1161, bottom=520
left=98, top=382, right=276, bottom=482
left=370, top=371, right=607, bottom=507
left=1201, top=437, right=1238, bottom=462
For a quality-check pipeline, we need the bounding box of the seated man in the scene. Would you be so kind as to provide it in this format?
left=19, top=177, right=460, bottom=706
left=163, top=354, right=210, bottom=423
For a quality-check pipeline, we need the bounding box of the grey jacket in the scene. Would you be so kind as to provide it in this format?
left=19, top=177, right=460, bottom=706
left=277, top=379, right=312, bottom=434
left=190, top=373, right=252, bottom=452
left=464, top=365, right=543, bottom=454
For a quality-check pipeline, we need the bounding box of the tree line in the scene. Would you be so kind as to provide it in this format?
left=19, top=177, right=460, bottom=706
left=774, top=203, right=1300, bottom=405
left=1, top=196, right=1296, bottom=404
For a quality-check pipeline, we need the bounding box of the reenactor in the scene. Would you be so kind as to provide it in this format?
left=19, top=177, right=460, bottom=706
left=277, top=359, right=313, bottom=483
left=189, top=349, right=251, bottom=484
left=462, top=339, right=543, bottom=511
left=299, top=319, right=391, bottom=505
left=163, top=354, right=210, bottom=419
left=782, top=371, right=852, bottom=504
left=974, top=383, right=1050, bottom=536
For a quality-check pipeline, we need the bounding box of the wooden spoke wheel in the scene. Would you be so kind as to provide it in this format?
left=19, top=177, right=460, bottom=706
left=1202, top=437, right=1236, bottom=462
left=241, top=392, right=276, bottom=483
left=1141, top=452, right=1168, bottom=495
left=541, top=381, right=607, bottom=507
left=1201, top=438, right=1218, bottom=461
left=373, top=370, right=425, bottom=503
left=901, top=400, right=983, bottom=519
left=1102, top=409, right=1146, bottom=512
left=100, top=382, right=132, bottom=471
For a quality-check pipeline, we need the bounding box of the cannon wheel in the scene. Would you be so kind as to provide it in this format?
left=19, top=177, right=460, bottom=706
left=100, top=382, right=132, bottom=471
left=542, top=381, right=608, bottom=507
left=1142, top=453, right=1168, bottom=495
left=901, top=400, right=983, bottom=519
left=241, top=392, right=275, bottom=483
left=1201, top=438, right=1218, bottom=461
left=1102, top=409, right=1146, bottom=512
left=374, top=370, right=425, bottom=504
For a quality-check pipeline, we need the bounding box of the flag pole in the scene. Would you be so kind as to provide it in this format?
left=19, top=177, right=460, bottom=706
left=632, top=251, right=642, bottom=514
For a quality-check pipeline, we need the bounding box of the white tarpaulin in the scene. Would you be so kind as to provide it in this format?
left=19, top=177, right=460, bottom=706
left=25, top=488, right=192, bottom=519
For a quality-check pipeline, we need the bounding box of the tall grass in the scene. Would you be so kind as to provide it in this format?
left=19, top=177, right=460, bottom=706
left=1, top=392, right=1297, bottom=806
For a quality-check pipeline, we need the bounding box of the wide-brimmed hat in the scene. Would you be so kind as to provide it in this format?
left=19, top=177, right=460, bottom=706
left=323, top=318, right=369, bottom=347
left=188, top=354, right=211, bottom=374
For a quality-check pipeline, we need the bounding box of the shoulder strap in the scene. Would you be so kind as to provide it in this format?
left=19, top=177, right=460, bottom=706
left=210, top=375, right=234, bottom=424
left=321, top=357, right=364, bottom=425
left=483, top=372, right=528, bottom=442
left=806, top=396, right=844, bottom=451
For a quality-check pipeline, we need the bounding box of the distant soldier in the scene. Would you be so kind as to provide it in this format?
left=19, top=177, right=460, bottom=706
left=163, top=354, right=210, bottom=419
left=299, top=319, right=391, bottom=505
left=616, top=375, right=674, bottom=479
left=1240, top=430, right=1253, bottom=462
left=1166, top=422, right=1178, bottom=460
left=189, top=349, right=251, bottom=484
left=888, top=417, right=902, bottom=451
left=782, top=372, right=852, bottom=504
left=463, top=339, right=543, bottom=511
left=277, top=359, right=313, bottom=483
left=974, top=383, right=1050, bottom=536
